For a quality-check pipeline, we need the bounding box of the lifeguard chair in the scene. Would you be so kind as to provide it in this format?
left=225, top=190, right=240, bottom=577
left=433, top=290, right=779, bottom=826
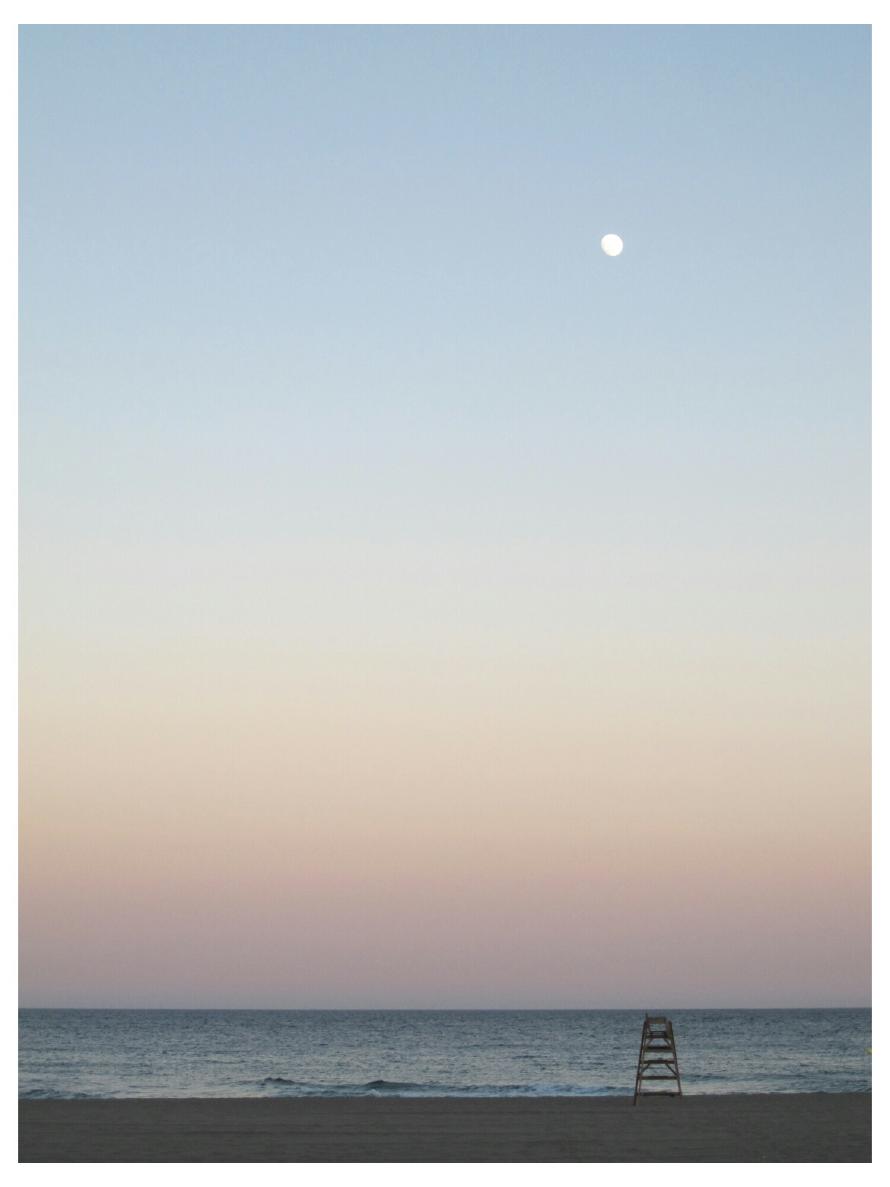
left=633, top=1014, right=682, bottom=1104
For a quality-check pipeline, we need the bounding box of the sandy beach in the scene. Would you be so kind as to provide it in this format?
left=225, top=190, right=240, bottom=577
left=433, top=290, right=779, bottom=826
left=19, top=1093, right=870, bottom=1162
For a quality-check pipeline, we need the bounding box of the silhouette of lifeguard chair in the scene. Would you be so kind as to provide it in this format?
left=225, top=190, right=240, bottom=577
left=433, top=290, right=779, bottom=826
left=633, top=1014, right=682, bottom=1104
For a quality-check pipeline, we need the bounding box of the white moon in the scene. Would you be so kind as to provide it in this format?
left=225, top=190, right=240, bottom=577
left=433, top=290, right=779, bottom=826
left=601, top=233, right=624, bottom=257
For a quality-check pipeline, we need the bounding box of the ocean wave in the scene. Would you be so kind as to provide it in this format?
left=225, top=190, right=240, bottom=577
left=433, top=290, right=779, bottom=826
left=257, top=1077, right=634, bottom=1098
left=20, top=1087, right=96, bottom=1100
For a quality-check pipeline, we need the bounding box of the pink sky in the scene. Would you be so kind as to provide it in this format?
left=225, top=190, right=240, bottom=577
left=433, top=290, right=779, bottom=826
left=20, top=617, right=870, bottom=1006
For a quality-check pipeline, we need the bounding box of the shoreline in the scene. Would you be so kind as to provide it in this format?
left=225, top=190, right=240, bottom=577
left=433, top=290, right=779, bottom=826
left=19, top=1092, right=871, bottom=1162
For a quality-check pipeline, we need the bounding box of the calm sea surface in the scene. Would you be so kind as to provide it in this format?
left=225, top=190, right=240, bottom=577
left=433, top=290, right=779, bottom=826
left=19, top=1009, right=871, bottom=1099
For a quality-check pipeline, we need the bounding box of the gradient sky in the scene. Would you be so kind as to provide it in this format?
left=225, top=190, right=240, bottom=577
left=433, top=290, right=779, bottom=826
left=20, top=25, right=870, bottom=1007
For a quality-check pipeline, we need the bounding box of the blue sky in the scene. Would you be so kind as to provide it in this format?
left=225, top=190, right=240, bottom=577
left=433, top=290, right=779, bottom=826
left=20, top=25, right=870, bottom=565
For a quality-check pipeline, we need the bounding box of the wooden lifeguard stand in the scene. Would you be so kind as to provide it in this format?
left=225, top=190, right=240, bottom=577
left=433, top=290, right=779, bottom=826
left=633, top=1014, right=682, bottom=1104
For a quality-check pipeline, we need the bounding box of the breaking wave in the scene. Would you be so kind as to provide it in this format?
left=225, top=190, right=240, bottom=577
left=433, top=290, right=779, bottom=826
left=257, top=1077, right=632, bottom=1098
left=20, top=1087, right=96, bottom=1100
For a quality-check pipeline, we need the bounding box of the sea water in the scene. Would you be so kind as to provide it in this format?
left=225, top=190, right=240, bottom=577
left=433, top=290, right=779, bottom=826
left=19, top=1008, right=871, bottom=1099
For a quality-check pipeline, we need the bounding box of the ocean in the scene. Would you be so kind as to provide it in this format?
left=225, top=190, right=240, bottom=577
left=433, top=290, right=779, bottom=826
left=19, top=1008, right=871, bottom=1100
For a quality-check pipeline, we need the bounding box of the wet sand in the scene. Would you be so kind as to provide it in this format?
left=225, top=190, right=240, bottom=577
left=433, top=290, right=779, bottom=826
left=19, top=1092, right=870, bottom=1162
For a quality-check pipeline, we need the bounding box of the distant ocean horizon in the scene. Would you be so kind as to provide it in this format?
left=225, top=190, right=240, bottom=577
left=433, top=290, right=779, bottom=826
left=20, top=1008, right=871, bottom=1100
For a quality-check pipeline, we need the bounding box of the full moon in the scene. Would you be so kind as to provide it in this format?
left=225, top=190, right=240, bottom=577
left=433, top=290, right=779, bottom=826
left=601, top=233, right=624, bottom=257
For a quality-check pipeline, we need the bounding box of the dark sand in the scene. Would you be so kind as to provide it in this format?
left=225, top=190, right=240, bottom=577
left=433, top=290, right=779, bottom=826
left=19, top=1093, right=870, bottom=1162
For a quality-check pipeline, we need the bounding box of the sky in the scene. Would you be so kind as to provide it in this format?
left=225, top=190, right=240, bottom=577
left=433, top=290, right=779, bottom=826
left=19, top=25, right=870, bottom=1007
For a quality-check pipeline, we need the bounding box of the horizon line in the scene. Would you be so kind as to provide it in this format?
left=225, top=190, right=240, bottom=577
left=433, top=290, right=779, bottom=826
left=19, top=1003, right=872, bottom=1012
